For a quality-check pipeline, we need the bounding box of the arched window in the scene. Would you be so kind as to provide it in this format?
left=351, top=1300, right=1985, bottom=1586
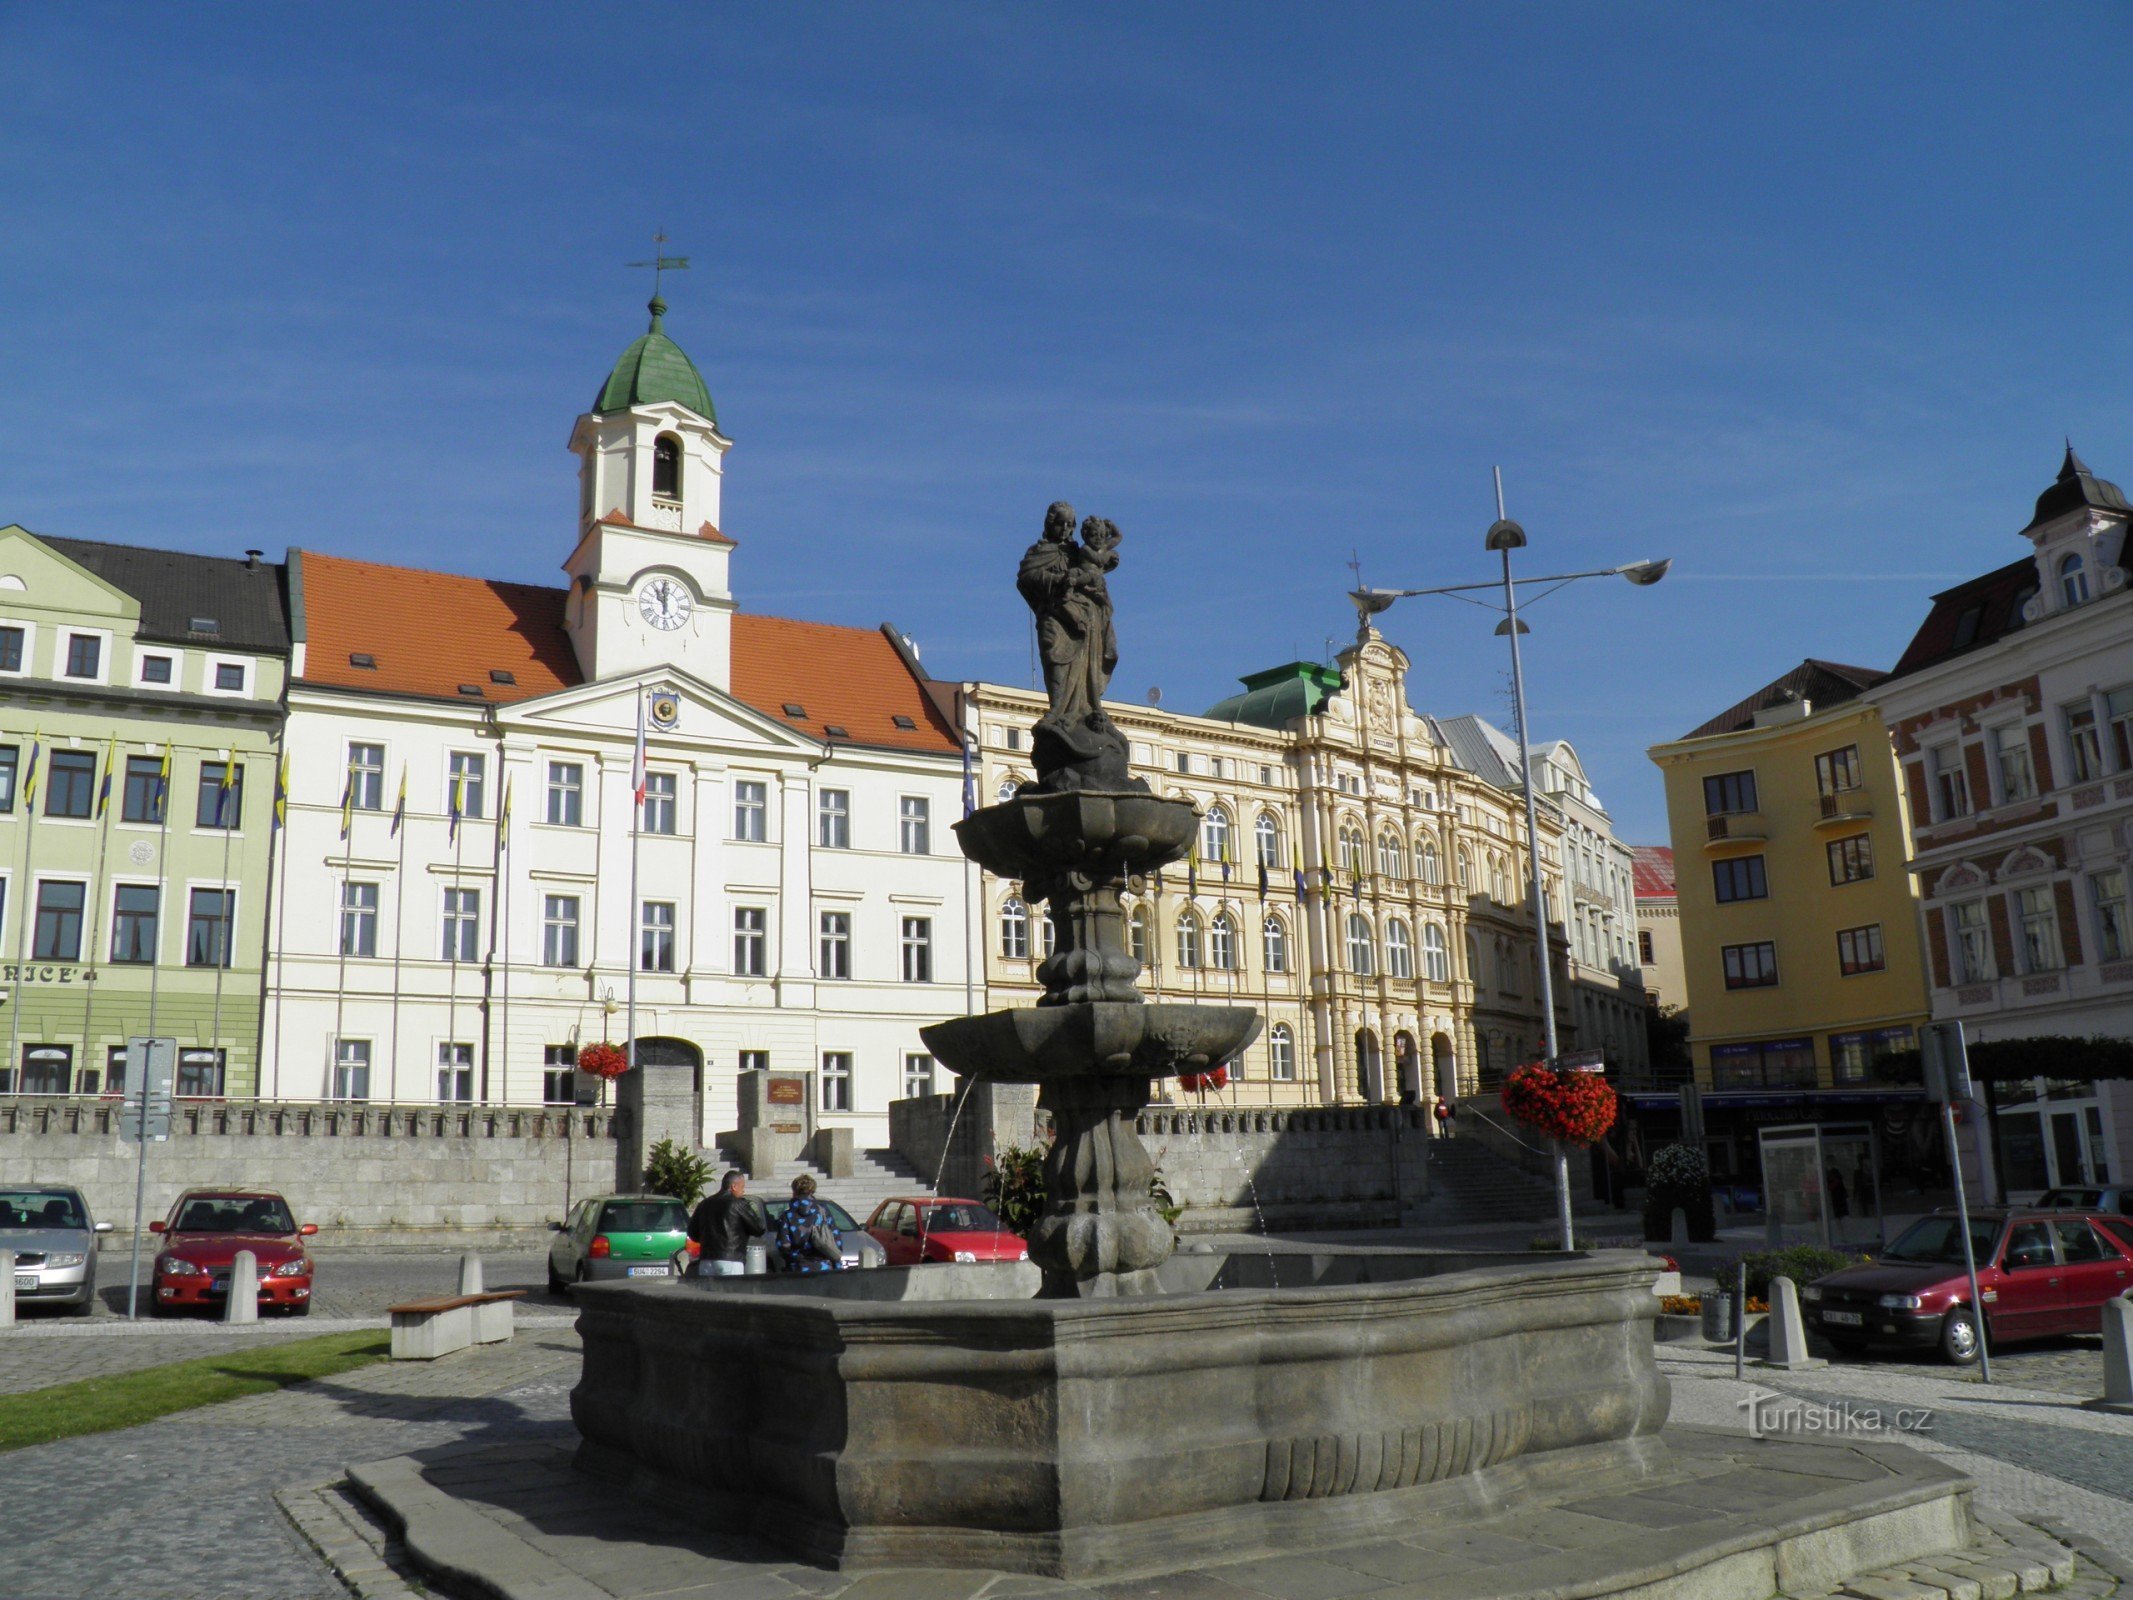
left=1417, top=836, right=1439, bottom=883
left=1039, top=910, right=1057, bottom=959
left=1209, top=911, right=1237, bottom=970
left=999, top=898, right=1029, bottom=961
left=1466, top=933, right=1483, bottom=987
left=1338, top=825, right=1365, bottom=873
left=1268, top=1023, right=1296, bottom=1082
left=1422, top=923, right=1449, bottom=982
left=1386, top=918, right=1413, bottom=980
left=2060, top=552, right=2089, bottom=606
left=1346, top=913, right=1375, bottom=975
left=1491, top=856, right=1511, bottom=904
left=1457, top=847, right=1472, bottom=888
left=1499, top=937, right=1520, bottom=994
left=1262, top=915, right=1288, bottom=974
left=1377, top=831, right=1403, bottom=879
left=1175, top=911, right=1202, bottom=969
left=996, top=778, right=1019, bottom=804
left=1255, top=812, right=1281, bottom=869
left=652, top=434, right=682, bottom=500
left=1129, top=904, right=1150, bottom=967
left=1202, top=807, right=1233, bottom=865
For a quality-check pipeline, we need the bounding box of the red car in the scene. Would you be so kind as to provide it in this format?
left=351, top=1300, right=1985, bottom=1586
left=1805, top=1208, right=2133, bottom=1364
left=862, top=1197, right=1028, bottom=1266
left=150, top=1189, right=317, bottom=1315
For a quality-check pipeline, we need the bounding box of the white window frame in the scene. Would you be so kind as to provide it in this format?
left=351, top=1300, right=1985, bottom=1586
left=1261, top=914, right=1287, bottom=974
left=545, top=760, right=584, bottom=827
left=1269, top=1024, right=1296, bottom=1082
left=2015, top=886, right=2062, bottom=973
left=1950, top=898, right=1993, bottom=983
left=332, top=1038, right=372, bottom=1102
left=134, top=650, right=179, bottom=691
left=733, top=779, right=768, bottom=842
left=734, top=906, right=768, bottom=976
left=542, top=895, right=581, bottom=968
left=0, top=619, right=34, bottom=679
left=60, top=627, right=111, bottom=685
left=817, top=788, right=850, bottom=849
left=203, top=655, right=251, bottom=698
left=818, top=909, right=851, bottom=978
left=347, top=742, right=386, bottom=812
left=902, top=1052, right=935, bottom=1099
left=899, top=916, right=933, bottom=983
left=441, top=886, right=480, bottom=962
left=899, top=795, right=931, bottom=855
left=820, top=1051, right=853, bottom=1113
left=2091, top=869, right=2129, bottom=963
left=640, top=900, right=677, bottom=972
left=641, top=770, right=678, bottom=836
left=999, top=898, right=1029, bottom=961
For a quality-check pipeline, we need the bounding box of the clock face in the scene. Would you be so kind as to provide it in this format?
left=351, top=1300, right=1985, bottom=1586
left=637, top=577, right=693, bottom=632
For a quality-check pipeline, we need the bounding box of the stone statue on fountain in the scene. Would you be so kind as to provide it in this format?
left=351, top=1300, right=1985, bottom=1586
left=1015, top=502, right=1142, bottom=794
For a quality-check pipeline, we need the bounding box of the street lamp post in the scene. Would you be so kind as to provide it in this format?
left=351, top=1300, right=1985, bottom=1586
left=1352, top=471, right=1668, bottom=1250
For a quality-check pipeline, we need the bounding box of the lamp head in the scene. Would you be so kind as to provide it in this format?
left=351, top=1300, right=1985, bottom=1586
left=1618, top=558, right=1671, bottom=587
left=1349, top=588, right=1401, bottom=618
left=1484, top=518, right=1527, bottom=553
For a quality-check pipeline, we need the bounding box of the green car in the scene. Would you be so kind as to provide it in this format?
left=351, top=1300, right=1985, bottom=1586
left=547, top=1194, right=693, bottom=1290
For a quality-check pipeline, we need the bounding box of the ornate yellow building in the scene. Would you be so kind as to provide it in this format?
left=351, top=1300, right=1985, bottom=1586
left=965, top=623, right=1575, bottom=1106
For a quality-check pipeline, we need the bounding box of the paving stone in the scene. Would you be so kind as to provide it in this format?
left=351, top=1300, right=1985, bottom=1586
left=1092, top=1574, right=1267, bottom=1600
left=1906, top=1565, right=1985, bottom=1600
left=1558, top=1491, right=1725, bottom=1529
left=1212, top=1554, right=1392, bottom=1600
left=1935, top=1558, right=2021, bottom=1600
left=830, top=1574, right=1000, bottom=1600
left=1840, top=1579, right=1952, bottom=1600
left=1323, top=1542, right=1471, bottom=1584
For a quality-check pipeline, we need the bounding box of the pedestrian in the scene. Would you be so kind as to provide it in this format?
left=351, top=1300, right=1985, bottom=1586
left=687, top=1169, right=766, bottom=1277
left=775, top=1173, right=846, bottom=1273
left=1826, top=1164, right=1850, bottom=1220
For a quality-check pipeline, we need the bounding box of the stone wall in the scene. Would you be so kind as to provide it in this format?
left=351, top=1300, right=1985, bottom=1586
left=888, top=1081, right=1039, bottom=1202
left=1135, top=1105, right=1432, bottom=1232
left=0, top=1098, right=619, bottom=1238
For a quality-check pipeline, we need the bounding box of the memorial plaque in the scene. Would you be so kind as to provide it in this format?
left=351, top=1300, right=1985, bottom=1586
left=767, top=1077, right=806, bottom=1106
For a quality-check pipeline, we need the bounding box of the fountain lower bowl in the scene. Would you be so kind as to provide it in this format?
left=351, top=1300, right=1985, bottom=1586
left=569, top=1245, right=1670, bottom=1580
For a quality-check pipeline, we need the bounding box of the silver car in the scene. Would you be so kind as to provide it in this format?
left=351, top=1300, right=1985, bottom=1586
left=2, top=1186, right=110, bottom=1314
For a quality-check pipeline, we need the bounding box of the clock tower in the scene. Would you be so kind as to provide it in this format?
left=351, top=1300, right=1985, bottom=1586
left=563, top=295, right=735, bottom=687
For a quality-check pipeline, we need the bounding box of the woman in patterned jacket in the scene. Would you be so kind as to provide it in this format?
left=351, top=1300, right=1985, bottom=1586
left=775, top=1173, right=845, bottom=1273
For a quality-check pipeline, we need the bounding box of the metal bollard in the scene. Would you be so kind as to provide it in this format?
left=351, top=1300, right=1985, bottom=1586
left=1, top=1248, right=15, bottom=1329
left=458, top=1252, right=484, bottom=1296
left=744, top=1242, right=768, bottom=1277
left=2086, top=1296, right=2133, bottom=1415
left=223, top=1250, right=259, bottom=1324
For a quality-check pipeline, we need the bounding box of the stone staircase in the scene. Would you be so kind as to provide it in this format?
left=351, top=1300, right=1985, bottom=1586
left=1422, top=1136, right=1640, bottom=1233
left=708, top=1145, right=938, bottom=1224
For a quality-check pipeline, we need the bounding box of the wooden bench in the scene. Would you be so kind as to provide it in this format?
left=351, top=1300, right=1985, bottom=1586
left=386, top=1289, right=525, bottom=1360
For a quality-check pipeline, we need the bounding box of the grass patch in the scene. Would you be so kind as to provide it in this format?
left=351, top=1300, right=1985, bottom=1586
left=0, top=1329, right=391, bottom=1453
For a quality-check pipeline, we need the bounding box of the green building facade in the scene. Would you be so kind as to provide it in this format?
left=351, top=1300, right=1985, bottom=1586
left=0, top=527, right=289, bottom=1098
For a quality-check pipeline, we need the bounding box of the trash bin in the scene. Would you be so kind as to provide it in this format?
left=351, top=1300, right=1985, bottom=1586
left=1702, top=1291, right=1735, bottom=1344
left=744, top=1242, right=768, bottom=1276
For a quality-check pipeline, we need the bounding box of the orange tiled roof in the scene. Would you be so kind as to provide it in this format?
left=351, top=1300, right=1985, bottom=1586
left=296, top=551, right=958, bottom=753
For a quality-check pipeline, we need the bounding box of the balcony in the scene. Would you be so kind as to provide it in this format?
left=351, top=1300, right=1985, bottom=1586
left=1703, top=811, right=1767, bottom=851
left=1814, top=789, right=1873, bottom=827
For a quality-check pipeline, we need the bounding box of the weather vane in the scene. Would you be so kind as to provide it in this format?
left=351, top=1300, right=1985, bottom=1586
left=627, top=229, right=690, bottom=299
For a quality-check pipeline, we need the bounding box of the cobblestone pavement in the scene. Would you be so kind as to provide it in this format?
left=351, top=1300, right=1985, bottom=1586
left=0, top=1327, right=580, bottom=1600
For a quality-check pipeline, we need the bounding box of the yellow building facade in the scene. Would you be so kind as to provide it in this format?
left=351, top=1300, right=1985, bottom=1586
left=1649, top=661, right=1931, bottom=1095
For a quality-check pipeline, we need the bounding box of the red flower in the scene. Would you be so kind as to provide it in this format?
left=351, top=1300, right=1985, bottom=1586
left=577, top=1042, right=630, bottom=1081
left=1499, top=1063, right=1617, bottom=1147
left=1177, top=1065, right=1230, bottom=1094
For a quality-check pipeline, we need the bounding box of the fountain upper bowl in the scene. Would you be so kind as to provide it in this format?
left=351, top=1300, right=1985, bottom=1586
left=954, top=790, right=1197, bottom=884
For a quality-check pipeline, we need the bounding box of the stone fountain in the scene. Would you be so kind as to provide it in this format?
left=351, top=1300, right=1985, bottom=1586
left=562, top=505, right=1976, bottom=1587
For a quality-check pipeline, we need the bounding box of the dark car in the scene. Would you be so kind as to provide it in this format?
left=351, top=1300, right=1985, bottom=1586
left=1804, top=1208, right=2133, bottom=1364
left=2037, top=1185, right=2132, bottom=1218
left=149, top=1189, right=317, bottom=1315
left=0, top=1186, right=111, bottom=1314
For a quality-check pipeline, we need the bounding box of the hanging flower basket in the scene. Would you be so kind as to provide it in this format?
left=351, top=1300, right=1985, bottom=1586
left=1177, top=1064, right=1229, bottom=1095
left=577, top=1042, right=630, bottom=1081
left=1500, top=1062, right=1617, bottom=1147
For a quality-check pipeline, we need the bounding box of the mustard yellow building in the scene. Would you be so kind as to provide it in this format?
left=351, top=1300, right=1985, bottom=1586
left=1649, top=661, right=1930, bottom=1114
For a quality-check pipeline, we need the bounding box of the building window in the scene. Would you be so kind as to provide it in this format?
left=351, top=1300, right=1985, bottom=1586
left=1990, top=727, right=2035, bottom=803
left=43, top=750, right=93, bottom=819
left=1262, top=915, right=1288, bottom=974
left=1950, top=898, right=1993, bottom=982
left=1423, top=923, right=1449, bottom=982
left=542, top=1044, right=577, bottom=1105
left=899, top=796, right=931, bottom=854
left=184, top=888, right=234, bottom=968
left=1346, top=913, right=1375, bottom=976
left=1928, top=744, right=1969, bottom=820
left=1457, top=847, right=1472, bottom=888
left=1827, top=834, right=1874, bottom=885
left=0, top=625, right=22, bottom=673
left=1255, top=813, right=1281, bottom=868
left=2091, top=869, right=2129, bottom=964
left=1709, top=1038, right=1815, bottom=1090
left=2015, top=886, right=2062, bottom=972
left=1712, top=855, right=1768, bottom=904
left=739, top=1050, right=768, bottom=1076
left=543, top=895, right=581, bottom=967
left=733, top=780, right=767, bottom=841
left=999, top=898, right=1029, bottom=960
left=1702, top=771, right=1757, bottom=815
left=449, top=751, right=487, bottom=819
left=819, top=910, right=851, bottom=978
left=0, top=743, right=15, bottom=813
left=640, top=901, right=676, bottom=972
left=652, top=433, right=682, bottom=499
left=1175, top=751, right=1191, bottom=774
left=1202, top=808, right=1232, bottom=864
left=733, top=907, right=767, bottom=976
left=1830, top=1027, right=1912, bottom=1087
left=1386, top=918, right=1413, bottom=980
left=2060, top=551, right=2089, bottom=606
left=346, top=744, right=384, bottom=811
left=194, top=760, right=244, bottom=830
left=437, top=1042, right=474, bottom=1103
left=899, top=916, right=932, bottom=983
left=1377, top=832, right=1403, bottom=878
left=214, top=662, right=246, bottom=692
left=1836, top=923, right=1885, bottom=976
left=1638, top=929, right=1655, bottom=965
left=1813, top=745, right=1861, bottom=796
left=138, top=653, right=173, bottom=685
left=11, top=1045, right=70, bottom=1095
left=438, top=886, right=479, bottom=961
left=2108, top=686, right=2133, bottom=771
left=2066, top=703, right=2103, bottom=784
left=1129, top=905, right=1149, bottom=967
left=903, top=1052, right=935, bottom=1099
left=1721, top=940, right=1777, bottom=990
left=1175, top=912, right=1201, bottom=970
left=120, top=755, right=165, bottom=825
left=817, top=788, right=850, bottom=848
left=111, top=884, right=159, bottom=963
left=1269, top=1024, right=1296, bottom=1082
left=33, top=880, right=86, bottom=960
left=821, top=1051, right=852, bottom=1112
left=333, top=1039, right=371, bottom=1101
left=1338, top=826, right=1365, bottom=873
left=64, top=633, right=101, bottom=679
left=546, top=762, right=584, bottom=827
left=176, top=1048, right=225, bottom=1099
left=1208, top=912, right=1237, bottom=971
left=1417, top=837, right=1439, bottom=883
left=642, top=772, right=677, bottom=835
left=341, top=882, right=379, bottom=958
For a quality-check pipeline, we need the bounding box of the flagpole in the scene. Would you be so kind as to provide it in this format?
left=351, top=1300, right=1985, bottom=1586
left=330, top=777, right=353, bottom=1099
left=207, top=754, right=238, bottom=1086
left=145, top=744, right=174, bottom=1041
left=627, top=687, right=644, bottom=1082
left=389, top=763, right=407, bottom=1093
left=8, top=733, right=42, bottom=1088
left=78, top=739, right=118, bottom=1090
left=497, top=780, right=510, bottom=1107
left=961, top=734, right=976, bottom=1021
left=269, top=751, right=291, bottom=1100
left=446, top=771, right=466, bottom=1100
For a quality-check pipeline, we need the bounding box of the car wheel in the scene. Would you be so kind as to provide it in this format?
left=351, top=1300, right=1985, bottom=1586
left=547, top=1258, right=567, bottom=1296
left=1940, top=1307, right=1983, bottom=1366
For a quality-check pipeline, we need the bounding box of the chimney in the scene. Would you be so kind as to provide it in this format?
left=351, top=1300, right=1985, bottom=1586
left=244, top=549, right=263, bottom=570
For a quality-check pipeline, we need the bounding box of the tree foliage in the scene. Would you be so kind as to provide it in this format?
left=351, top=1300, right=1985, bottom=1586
left=642, top=1138, right=715, bottom=1206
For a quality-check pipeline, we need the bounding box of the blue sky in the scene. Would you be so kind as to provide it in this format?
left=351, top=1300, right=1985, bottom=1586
left=3, top=5, right=2130, bottom=840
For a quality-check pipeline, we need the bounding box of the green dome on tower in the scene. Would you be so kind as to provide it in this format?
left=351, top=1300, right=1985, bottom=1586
left=592, top=297, right=717, bottom=425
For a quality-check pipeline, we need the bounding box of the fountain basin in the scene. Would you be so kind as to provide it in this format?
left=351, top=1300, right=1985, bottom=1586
left=921, top=1000, right=1261, bottom=1082
left=570, top=1246, right=1670, bottom=1579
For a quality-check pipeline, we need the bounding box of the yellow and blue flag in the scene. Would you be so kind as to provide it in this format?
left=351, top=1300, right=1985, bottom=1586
left=272, top=754, right=289, bottom=831
left=389, top=763, right=407, bottom=837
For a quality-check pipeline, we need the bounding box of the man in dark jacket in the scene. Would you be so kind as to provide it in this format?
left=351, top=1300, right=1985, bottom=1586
left=688, top=1170, right=766, bottom=1276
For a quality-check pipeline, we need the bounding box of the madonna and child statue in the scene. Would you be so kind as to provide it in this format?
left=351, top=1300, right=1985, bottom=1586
left=1015, top=502, right=1146, bottom=794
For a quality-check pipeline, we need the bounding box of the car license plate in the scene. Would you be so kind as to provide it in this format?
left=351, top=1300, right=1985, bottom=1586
left=626, top=1265, right=668, bottom=1277
left=1822, top=1309, right=1862, bottom=1326
left=13, top=1273, right=34, bottom=1292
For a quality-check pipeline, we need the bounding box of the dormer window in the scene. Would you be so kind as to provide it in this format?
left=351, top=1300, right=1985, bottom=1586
left=2060, top=552, right=2089, bottom=607
left=652, top=434, right=682, bottom=501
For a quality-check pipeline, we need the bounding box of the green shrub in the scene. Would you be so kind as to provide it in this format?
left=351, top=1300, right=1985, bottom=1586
left=1641, top=1141, right=1715, bottom=1244
left=983, top=1144, right=1047, bottom=1238
left=642, top=1138, right=715, bottom=1207
left=1715, top=1244, right=1862, bottom=1301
